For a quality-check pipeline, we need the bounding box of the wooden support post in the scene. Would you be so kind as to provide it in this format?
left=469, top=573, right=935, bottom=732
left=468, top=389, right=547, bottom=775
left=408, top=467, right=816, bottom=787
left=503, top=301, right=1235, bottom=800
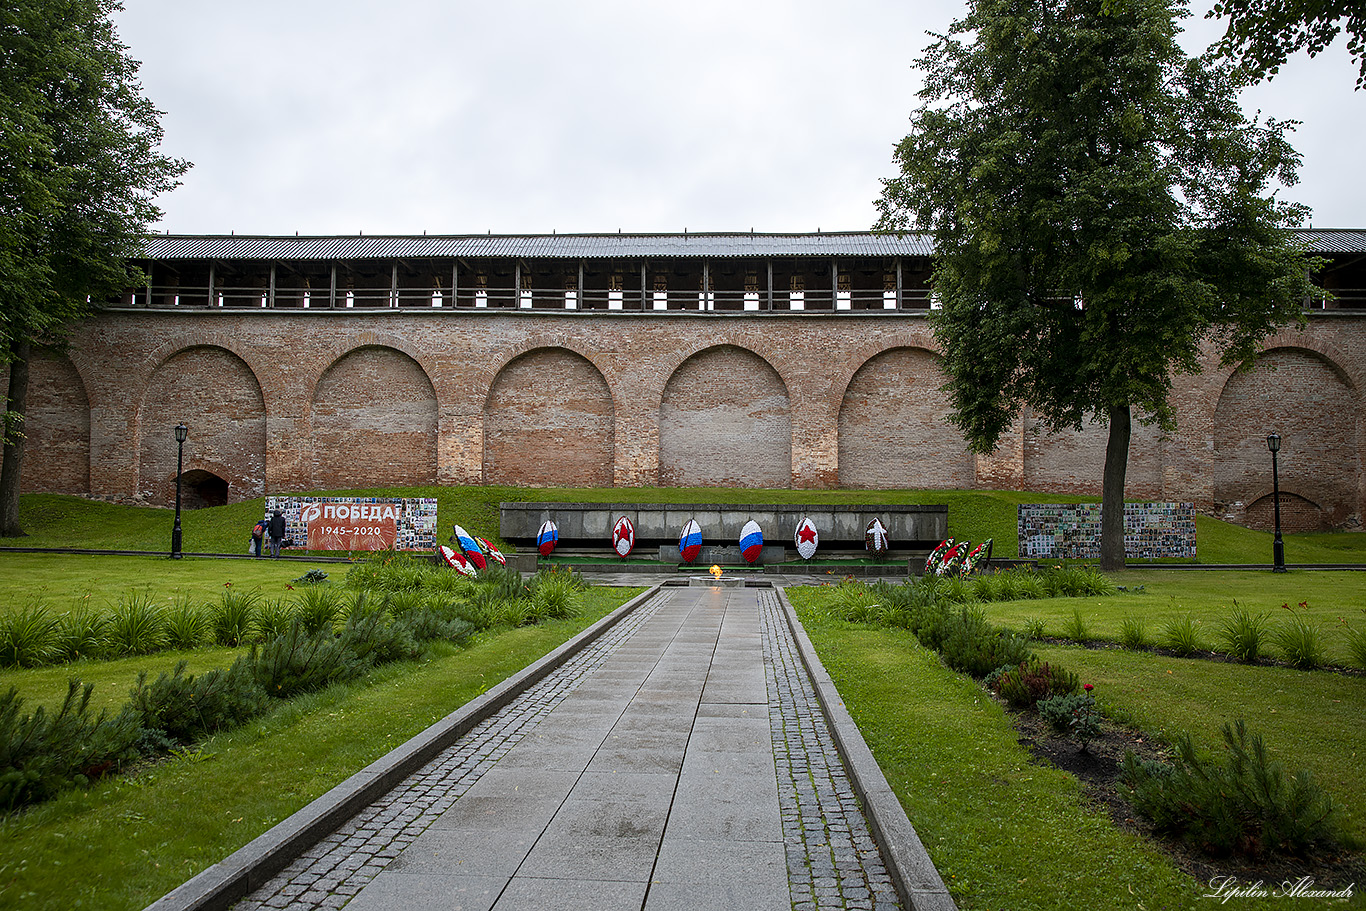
left=767, top=260, right=773, bottom=311
left=329, top=264, right=337, bottom=308
left=208, top=262, right=216, bottom=307
left=268, top=264, right=276, bottom=309
left=452, top=261, right=459, bottom=308
left=896, top=258, right=903, bottom=310
left=391, top=264, right=399, bottom=308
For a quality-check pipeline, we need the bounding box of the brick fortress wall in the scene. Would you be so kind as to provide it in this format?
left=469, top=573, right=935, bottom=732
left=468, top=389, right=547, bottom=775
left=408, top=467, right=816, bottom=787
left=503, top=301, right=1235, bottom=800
left=5, top=309, right=1363, bottom=531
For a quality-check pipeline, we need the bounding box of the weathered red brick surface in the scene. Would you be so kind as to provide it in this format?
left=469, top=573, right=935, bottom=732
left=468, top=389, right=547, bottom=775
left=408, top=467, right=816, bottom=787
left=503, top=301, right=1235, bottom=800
left=5, top=309, right=1362, bottom=530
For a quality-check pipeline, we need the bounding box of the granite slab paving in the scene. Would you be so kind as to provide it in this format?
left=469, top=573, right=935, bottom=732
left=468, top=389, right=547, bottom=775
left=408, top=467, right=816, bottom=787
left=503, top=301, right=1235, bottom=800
left=229, top=586, right=909, bottom=911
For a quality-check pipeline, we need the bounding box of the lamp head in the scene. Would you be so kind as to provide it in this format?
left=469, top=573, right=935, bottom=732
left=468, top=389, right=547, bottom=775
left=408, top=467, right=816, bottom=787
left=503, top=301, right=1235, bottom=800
left=1267, top=432, right=1281, bottom=453
left=174, top=423, right=188, bottom=444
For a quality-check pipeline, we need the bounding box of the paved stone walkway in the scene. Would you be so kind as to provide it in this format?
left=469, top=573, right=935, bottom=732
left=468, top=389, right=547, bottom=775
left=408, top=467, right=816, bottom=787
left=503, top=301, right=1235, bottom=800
left=232, top=585, right=900, bottom=911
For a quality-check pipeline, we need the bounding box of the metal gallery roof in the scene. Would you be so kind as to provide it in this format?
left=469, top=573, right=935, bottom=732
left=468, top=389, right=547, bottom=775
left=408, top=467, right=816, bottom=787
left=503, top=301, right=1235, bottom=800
left=136, top=228, right=1366, bottom=262
left=137, top=232, right=937, bottom=261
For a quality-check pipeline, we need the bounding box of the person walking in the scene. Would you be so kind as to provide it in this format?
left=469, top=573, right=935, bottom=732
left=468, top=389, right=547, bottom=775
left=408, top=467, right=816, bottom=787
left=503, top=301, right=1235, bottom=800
left=267, top=508, right=287, bottom=558
left=250, top=520, right=266, bottom=557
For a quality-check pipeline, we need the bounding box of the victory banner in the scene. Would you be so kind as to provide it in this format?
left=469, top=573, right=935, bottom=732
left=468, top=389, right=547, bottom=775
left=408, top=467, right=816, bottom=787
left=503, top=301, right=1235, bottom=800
left=264, top=497, right=438, bottom=552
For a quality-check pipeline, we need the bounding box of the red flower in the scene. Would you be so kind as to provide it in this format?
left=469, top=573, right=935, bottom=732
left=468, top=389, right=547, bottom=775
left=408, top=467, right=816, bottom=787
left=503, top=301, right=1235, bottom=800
left=1083, top=683, right=1094, bottom=692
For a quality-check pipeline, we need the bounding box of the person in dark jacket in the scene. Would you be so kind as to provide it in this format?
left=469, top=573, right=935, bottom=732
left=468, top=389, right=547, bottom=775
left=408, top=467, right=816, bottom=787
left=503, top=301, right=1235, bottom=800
left=267, top=509, right=287, bottom=558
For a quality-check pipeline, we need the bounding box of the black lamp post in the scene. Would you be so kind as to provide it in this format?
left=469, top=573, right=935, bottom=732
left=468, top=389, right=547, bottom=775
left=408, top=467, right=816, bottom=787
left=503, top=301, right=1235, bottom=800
left=171, top=423, right=187, bottom=559
left=1267, top=432, right=1286, bottom=573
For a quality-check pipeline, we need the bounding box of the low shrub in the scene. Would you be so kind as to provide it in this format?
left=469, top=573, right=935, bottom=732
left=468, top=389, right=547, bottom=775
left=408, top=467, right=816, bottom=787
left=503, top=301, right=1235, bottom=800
left=993, top=658, right=1080, bottom=710
left=1020, top=617, right=1047, bottom=641
left=1118, top=616, right=1150, bottom=650
left=1218, top=604, right=1270, bottom=663
left=1, top=682, right=141, bottom=810
left=107, top=590, right=168, bottom=657
left=251, top=622, right=364, bottom=699
left=1161, top=614, right=1205, bottom=656
left=1121, top=720, right=1338, bottom=859
left=1274, top=615, right=1326, bottom=670
left=1038, top=693, right=1101, bottom=750
left=0, top=604, right=62, bottom=668
left=340, top=611, right=422, bottom=667
left=939, top=606, right=1033, bottom=678
left=128, top=658, right=269, bottom=744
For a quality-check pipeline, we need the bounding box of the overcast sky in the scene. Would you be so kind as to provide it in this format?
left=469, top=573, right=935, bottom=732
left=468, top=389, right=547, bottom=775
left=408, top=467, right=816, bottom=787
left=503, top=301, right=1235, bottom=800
left=113, top=1, right=1363, bottom=236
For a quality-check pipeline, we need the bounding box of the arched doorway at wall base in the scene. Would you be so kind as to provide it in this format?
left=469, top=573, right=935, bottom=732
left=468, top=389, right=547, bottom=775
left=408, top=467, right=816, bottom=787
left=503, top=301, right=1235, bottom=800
left=1246, top=492, right=1325, bottom=534
left=179, top=469, right=229, bottom=509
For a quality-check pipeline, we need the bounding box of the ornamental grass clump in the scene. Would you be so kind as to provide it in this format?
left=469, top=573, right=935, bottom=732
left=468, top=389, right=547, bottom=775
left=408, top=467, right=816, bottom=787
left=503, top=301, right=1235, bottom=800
left=107, top=590, right=168, bottom=657
left=1218, top=603, right=1271, bottom=663
left=1121, top=720, right=1339, bottom=859
left=212, top=588, right=260, bottom=647
left=1274, top=614, right=1326, bottom=670
left=1345, top=623, right=1366, bottom=671
left=528, top=569, right=582, bottom=620
left=1061, top=607, right=1092, bottom=643
left=827, top=580, right=882, bottom=624
left=971, top=571, right=1004, bottom=603
left=0, top=604, right=62, bottom=668
left=1161, top=613, right=1205, bottom=656
left=1117, top=616, right=1150, bottom=650
left=255, top=598, right=296, bottom=642
left=294, top=585, right=342, bottom=635
left=163, top=596, right=210, bottom=651
left=55, top=604, right=111, bottom=662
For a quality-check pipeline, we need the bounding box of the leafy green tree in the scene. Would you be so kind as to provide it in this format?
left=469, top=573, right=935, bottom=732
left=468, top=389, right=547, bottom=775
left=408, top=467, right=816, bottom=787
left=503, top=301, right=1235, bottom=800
left=876, top=0, right=1316, bottom=569
left=0, top=0, right=188, bottom=536
left=1207, top=0, right=1366, bottom=88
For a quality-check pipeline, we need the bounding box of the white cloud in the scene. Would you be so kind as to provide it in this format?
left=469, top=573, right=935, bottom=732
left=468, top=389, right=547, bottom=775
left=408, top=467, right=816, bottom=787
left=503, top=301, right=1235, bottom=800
left=116, top=0, right=1362, bottom=235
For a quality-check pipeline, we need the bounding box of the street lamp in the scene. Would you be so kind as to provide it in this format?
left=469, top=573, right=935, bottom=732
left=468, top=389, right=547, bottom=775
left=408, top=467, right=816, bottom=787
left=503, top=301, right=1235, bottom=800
left=171, top=423, right=188, bottom=559
left=1267, top=432, right=1286, bottom=573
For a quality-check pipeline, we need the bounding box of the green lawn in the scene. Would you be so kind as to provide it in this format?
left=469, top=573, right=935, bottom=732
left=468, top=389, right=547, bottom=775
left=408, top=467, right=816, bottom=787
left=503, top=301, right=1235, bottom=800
left=788, top=587, right=1366, bottom=910
left=788, top=591, right=1199, bottom=910
left=0, top=587, right=642, bottom=911
left=978, top=569, right=1366, bottom=665
left=8, top=488, right=1366, bottom=565
left=0, top=553, right=341, bottom=618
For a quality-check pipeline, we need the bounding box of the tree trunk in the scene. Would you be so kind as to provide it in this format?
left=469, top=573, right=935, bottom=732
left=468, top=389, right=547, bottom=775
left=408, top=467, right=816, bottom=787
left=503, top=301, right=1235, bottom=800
left=1, top=339, right=31, bottom=537
left=1099, top=404, right=1131, bottom=572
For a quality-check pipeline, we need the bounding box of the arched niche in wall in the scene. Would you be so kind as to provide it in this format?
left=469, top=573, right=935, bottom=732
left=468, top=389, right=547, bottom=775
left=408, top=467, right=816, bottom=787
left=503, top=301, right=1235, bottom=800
left=311, top=346, right=438, bottom=490
left=483, top=347, right=615, bottom=487
left=837, top=347, right=974, bottom=489
left=2, top=352, right=91, bottom=495
left=138, top=346, right=266, bottom=505
left=1214, top=347, right=1358, bottom=530
left=659, top=345, right=792, bottom=488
